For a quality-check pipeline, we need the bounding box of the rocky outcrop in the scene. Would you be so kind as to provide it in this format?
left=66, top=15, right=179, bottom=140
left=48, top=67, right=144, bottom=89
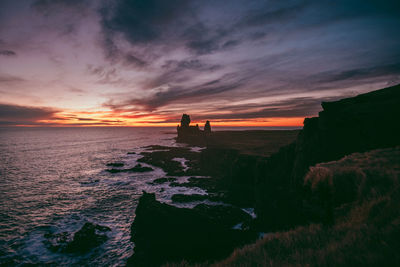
left=128, top=84, right=400, bottom=265
left=215, top=147, right=400, bottom=267
left=66, top=223, right=111, bottom=253
left=44, top=222, right=111, bottom=253
left=291, top=84, right=400, bottom=187
left=204, top=120, right=211, bottom=134
left=128, top=192, right=256, bottom=266
left=177, top=114, right=212, bottom=143
left=254, top=84, right=400, bottom=230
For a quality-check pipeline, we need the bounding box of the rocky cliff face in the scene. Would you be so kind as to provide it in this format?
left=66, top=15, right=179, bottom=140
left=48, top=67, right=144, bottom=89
left=127, top=192, right=255, bottom=266
left=292, top=84, right=400, bottom=187
left=128, top=84, right=400, bottom=264
left=255, top=84, right=400, bottom=229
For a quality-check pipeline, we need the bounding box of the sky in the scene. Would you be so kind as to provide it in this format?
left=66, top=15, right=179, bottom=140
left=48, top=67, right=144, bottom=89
left=0, top=0, right=399, bottom=127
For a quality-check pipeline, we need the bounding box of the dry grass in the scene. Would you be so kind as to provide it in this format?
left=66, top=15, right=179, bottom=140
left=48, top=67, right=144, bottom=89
left=166, top=147, right=400, bottom=267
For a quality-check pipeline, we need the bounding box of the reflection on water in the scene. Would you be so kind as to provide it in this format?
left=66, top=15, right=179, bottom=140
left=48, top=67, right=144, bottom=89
left=0, top=126, right=289, bottom=265
left=0, top=127, right=177, bottom=266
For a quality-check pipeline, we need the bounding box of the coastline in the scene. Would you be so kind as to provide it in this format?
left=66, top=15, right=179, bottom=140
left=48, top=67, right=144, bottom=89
left=127, top=83, right=400, bottom=266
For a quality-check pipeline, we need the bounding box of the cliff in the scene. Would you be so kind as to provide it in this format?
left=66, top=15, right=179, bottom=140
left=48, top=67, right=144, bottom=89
left=127, top=192, right=256, bottom=266
left=129, top=84, right=400, bottom=266
left=292, top=84, right=400, bottom=187
left=255, top=83, right=400, bottom=229
left=214, top=146, right=400, bottom=267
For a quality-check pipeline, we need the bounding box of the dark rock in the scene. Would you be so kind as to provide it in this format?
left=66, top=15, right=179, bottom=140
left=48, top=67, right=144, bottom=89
left=106, top=164, right=153, bottom=173
left=106, top=162, right=124, bottom=167
left=127, top=152, right=136, bottom=154
left=43, top=231, right=71, bottom=252
left=143, top=145, right=171, bottom=151
left=44, top=222, right=111, bottom=254
left=147, top=177, right=177, bottom=185
left=204, top=120, right=212, bottom=134
left=66, top=222, right=111, bottom=253
left=127, top=192, right=256, bottom=266
left=254, top=84, right=400, bottom=230
left=169, top=177, right=227, bottom=202
left=177, top=114, right=206, bottom=144
left=181, top=113, right=191, bottom=127
left=138, top=146, right=202, bottom=176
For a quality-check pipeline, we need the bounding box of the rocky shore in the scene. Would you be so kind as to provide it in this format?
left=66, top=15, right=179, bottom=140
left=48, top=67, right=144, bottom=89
left=128, top=84, right=400, bottom=266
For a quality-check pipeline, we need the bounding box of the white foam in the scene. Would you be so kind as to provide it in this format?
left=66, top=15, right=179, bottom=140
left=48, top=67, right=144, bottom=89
left=232, top=223, right=243, bottom=230
left=190, top=146, right=205, bottom=153
left=172, top=157, right=189, bottom=172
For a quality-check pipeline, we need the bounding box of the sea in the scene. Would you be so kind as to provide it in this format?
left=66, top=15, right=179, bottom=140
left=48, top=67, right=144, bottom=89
left=0, top=126, right=298, bottom=266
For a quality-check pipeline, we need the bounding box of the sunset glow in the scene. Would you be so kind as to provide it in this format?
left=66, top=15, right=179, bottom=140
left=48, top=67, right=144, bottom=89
left=1, top=0, right=399, bottom=126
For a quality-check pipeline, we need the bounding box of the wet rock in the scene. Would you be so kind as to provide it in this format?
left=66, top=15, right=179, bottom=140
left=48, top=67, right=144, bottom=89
left=106, top=162, right=124, bottom=167
left=44, top=231, right=71, bottom=252
left=138, top=146, right=202, bottom=176
left=147, top=177, right=177, bottom=185
left=127, top=192, right=256, bottom=266
left=106, top=164, right=153, bottom=173
left=44, top=222, right=111, bottom=254
left=66, top=222, right=111, bottom=253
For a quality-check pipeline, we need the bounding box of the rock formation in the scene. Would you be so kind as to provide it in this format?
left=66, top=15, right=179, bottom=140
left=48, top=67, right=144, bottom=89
left=44, top=222, right=111, bottom=253
left=176, top=114, right=212, bottom=143
left=204, top=120, right=211, bottom=134
left=127, top=192, right=255, bottom=266
left=129, top=84, right=400, bottom=265
left=177, top=114, right=201, bottom=139
left=255, top=83, right=400, bottom=230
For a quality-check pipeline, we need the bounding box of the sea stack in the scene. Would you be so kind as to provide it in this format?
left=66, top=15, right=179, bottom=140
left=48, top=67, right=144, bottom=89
left=204, top=120, right=212, bottom=134
left=177, top=114, right=201, bottom=139
left=176, top=114, right=212, bottom=143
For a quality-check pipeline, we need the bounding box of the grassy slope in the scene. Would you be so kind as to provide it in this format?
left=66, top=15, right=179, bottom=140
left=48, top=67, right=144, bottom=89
left=168, top=147, right=400, bottom=267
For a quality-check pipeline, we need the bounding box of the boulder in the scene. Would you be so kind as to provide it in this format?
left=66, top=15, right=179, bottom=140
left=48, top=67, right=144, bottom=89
left=44, top=222, right=111, bottom=253
left=66, top=222, right=111, bottom=253
left=127, top=192, right=256, bottom=266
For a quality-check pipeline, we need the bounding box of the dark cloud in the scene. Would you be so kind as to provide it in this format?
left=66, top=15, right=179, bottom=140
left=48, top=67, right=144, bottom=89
left=162, top=59, right=221, bottom=72
left=1, top=0, right=400, bottom=125
left=102, top=0, right=191, bottom=44
left=236, top=1, right=309, bottom=28
left=0, top=103, right=58, bottom=125
left=0, top=50, right=16, bottom=56
left=316, top=63, right=400, bottom=83
left=105, top=72, right=250, bottom=112
left=124, top=54, right=148, bottom=68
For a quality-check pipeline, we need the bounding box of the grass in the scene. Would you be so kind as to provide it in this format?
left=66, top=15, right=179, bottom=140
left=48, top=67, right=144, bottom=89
left=166, top=147, right=400, bottom=266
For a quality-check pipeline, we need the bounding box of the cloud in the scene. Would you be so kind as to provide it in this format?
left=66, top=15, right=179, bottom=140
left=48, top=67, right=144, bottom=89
left=1, top=0, right=400, bottom=126
left=105, top=72, right=249, bottom=112
left=0, top=103, right=59, bottom=125
left=236, top=1, right=309, bottom=28
left=315, top=63, right=400, bottom=83
left=123, top=54, right=148, bottom=68
left=0, top=50, right=16, bottom=56
left=101, top=0, right=191, bottom=44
